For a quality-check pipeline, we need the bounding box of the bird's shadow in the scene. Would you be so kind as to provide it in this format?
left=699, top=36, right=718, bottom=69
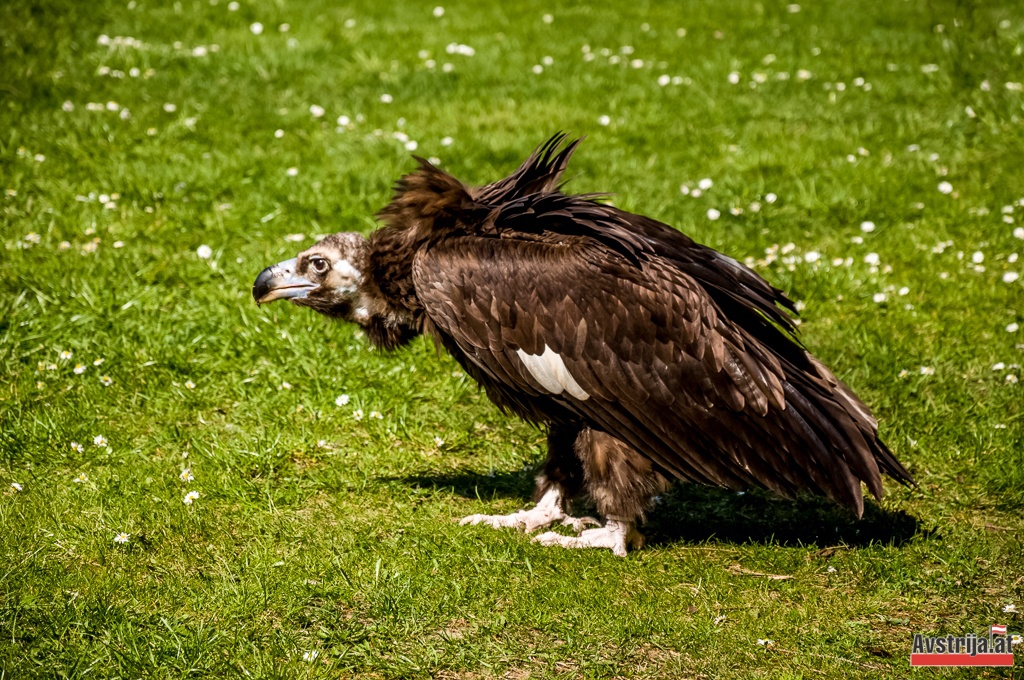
left=395, top=469, right=924, bottom=548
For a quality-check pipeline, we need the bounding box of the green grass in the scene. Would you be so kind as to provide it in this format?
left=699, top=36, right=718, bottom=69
left=2, top=0, right=1023, bottom=677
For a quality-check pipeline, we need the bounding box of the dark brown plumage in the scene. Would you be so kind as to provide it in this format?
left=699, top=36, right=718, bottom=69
left=253, top=134, right=913, bottom=556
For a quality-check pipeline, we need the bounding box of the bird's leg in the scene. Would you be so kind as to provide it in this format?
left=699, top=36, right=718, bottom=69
left=459, top=423, right=599, bottom=532
left=534, top=518, right=645, bottom=558
left=532, top=429, right=669, bottom=556
left=459, top=486, right=588, bottom=532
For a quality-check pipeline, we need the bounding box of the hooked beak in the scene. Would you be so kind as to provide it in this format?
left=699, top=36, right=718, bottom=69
left=252, top=258, right=316, bottom=305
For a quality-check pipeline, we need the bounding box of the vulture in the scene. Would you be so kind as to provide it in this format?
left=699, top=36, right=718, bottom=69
left=253, top=135, right=913, bottom=556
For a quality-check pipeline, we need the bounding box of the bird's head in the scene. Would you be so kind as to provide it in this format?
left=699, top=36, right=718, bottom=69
left=253, top=232, right=370, bottom=321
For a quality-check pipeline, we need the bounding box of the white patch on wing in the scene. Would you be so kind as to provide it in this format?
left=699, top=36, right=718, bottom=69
left=516, top=345, right=590, bottom=400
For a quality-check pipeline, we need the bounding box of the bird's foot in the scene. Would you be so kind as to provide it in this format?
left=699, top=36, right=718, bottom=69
left=460, top=507, right=560, bottom=532
left=559, top=515, right=602, bottom=532
left=459, top=488, right=598, bottom=533
left=533, top=519, right=644, bottom=557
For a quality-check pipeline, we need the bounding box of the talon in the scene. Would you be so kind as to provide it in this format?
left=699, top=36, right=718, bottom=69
left=532, top=531, right=564, bottom=546
left=560, top=515, right=601, bottom=532
left=529, top=520, right=643, bottom=557
left=459, top=488, right=567, bottom=532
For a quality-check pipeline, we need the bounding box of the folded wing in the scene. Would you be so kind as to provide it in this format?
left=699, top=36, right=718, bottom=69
left=412, top=196, right=911, bottom=515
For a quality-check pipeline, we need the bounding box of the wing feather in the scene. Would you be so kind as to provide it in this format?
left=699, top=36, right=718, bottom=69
left=401, top=150, right=913, bottom=513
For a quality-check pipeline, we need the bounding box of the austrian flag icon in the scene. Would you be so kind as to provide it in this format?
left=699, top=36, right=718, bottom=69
left=910, top=626, right=1015, bottom=667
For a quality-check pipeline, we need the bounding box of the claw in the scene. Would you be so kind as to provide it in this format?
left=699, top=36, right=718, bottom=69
left=560, top=515, right=601, bottom=532
left=459, top=487, right=607, bottom=535
left=533, top=520, right=644, bottom=557
left=459, top=488, right=566, bottom=532
left=459, top=509, right=560, bottom=532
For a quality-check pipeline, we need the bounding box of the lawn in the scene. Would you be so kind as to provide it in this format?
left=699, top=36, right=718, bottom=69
left=1, top=0, right=1023, bottom=677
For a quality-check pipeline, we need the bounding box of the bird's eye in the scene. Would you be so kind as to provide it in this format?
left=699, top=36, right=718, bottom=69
left=309, top=257, right=330, bottom=275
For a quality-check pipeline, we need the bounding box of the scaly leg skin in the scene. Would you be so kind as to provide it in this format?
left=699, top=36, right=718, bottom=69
left=460, top=488, right=599, bottom=533
left=533, top=519, right=645, bottom=557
